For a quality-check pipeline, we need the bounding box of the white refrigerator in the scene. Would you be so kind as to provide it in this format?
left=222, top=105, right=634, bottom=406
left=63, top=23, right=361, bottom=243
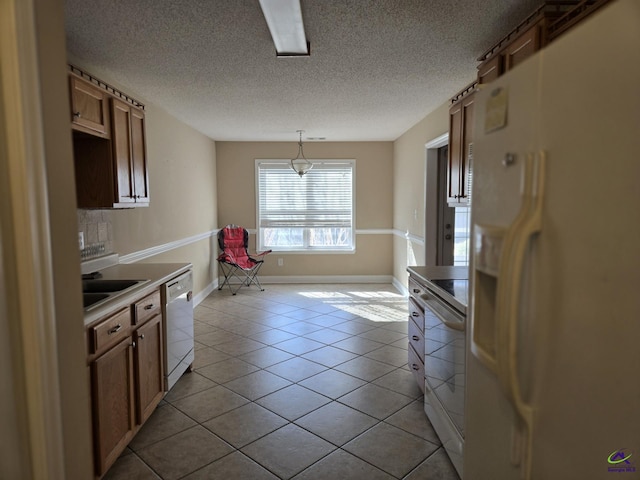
left=465, top=1, right=640, bottom=479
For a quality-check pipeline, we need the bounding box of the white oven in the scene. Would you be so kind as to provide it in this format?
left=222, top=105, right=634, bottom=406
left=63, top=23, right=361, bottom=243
left=420, top=280, right=466, bottom=478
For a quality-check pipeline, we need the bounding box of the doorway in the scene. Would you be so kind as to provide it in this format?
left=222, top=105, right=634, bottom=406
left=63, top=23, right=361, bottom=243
left=424, top=133, right=455, bottom=266
left=436, top=145, right=455, bottom=265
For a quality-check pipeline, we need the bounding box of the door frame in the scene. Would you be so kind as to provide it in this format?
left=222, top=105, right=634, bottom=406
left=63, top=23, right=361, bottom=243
left=0, top=0, right=66, bottom=477
left=424, top=133, right=449, bottom=266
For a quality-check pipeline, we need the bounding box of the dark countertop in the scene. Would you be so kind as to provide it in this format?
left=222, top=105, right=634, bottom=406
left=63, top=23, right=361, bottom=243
left=407, top=266, right=469, bottom=282
left=83, top=262, right=192, bottom=326
left=407, top=266, right=469, bottom=314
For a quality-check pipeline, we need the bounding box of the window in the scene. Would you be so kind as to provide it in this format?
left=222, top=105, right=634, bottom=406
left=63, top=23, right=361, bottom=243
left=256, top=159, right=355, bottom=252
left=453, top=206, right=471, bottom=266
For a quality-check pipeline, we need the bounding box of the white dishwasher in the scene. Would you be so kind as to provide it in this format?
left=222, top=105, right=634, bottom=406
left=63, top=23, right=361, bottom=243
left=162, top=270, right=194, bottom=391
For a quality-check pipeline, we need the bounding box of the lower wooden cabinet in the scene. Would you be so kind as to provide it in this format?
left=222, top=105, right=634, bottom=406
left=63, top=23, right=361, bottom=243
left=90, top=337, right=135, bottom=476
left=87, top=289, right=165, bottom=478
left=134, top=314, right=164, bottom=424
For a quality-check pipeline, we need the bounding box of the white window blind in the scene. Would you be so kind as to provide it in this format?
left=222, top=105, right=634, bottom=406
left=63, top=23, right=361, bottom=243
left=256, top=160, right=355, bottom=252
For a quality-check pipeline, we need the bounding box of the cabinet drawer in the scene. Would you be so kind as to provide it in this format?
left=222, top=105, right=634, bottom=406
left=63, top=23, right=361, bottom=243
left=408, top=317, right=425, bottom=358
left=134, top=290, right=161, bottom=326
left=408, top=297, right=425, bottom=333
left=408, top=278, right=426, bottom=298
left=90, top=307, right=131, bottom=354
left=408, top=343, right=425, bottom=394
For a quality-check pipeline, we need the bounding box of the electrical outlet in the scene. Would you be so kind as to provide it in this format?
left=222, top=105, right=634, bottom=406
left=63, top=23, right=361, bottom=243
left=277, top=258, right=284, bottom=267
left=78, top=232, right=85, bottom=250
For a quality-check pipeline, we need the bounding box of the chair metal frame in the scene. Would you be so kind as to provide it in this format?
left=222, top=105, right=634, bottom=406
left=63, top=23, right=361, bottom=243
left=217, top=225, right=272, bottom=295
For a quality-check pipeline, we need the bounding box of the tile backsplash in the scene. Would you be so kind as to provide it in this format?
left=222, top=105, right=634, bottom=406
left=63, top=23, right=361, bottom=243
left=77, top=210, right=113, bottom=259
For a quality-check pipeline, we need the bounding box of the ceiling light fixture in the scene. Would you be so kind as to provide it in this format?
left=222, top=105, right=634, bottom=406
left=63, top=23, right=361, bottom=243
left=259, top=0, right=310, bottom=57
left=291, top=130, right=313, bottom=177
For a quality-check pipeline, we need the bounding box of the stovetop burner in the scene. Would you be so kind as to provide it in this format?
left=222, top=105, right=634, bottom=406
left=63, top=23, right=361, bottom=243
left=431, top=279, right=468, bottom=305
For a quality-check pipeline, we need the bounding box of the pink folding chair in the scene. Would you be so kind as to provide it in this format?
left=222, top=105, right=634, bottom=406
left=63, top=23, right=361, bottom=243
left=217, top=225, right=272, bottom=295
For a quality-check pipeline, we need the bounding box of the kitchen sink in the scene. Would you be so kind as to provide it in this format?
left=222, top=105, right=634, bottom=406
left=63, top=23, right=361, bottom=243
left=82, top=279, right=149, bottom=310
left=82, top=279, right=146, bottom=293
left=83, top=292, right=110, bottom=308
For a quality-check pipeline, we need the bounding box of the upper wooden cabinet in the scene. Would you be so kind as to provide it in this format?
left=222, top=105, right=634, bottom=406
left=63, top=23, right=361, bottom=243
left=447, top=89, right=475, bottom=206
left=70, top=66, right=149, bottom=208
left=477, top=19, right=546, bottom=84
left=111, top=98, right=149, bottom=206
left=70, top=74, right=110, bottom=137
left=476, top=1, right=595, bottom=85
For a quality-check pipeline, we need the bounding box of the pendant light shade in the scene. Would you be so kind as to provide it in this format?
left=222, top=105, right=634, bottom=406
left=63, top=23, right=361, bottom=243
left=291, top=130, right=313, bottom=177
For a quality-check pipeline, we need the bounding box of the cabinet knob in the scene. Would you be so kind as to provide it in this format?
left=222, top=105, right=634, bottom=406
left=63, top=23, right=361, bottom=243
left=503, top=153, right=516, bottom=167
left=412, top=288, right=420, bottom=294
left=73, top=111, right=81, bottom=118
left=412, top=312, right=419, bottom=317
left=144, top=304, right=154, bottom=310
left=411, top=364, right=420, bottom=371
left=412, top=335, right=420, bottom=341
left=139, top=334, right=145, bottom=340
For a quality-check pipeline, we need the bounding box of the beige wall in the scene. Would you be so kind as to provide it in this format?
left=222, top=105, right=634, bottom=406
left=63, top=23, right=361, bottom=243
left=216, top=141, right=394, bottom=278
left=392, top=102, right=449, bottom=287
left=110, top=103, right=218, bottom=295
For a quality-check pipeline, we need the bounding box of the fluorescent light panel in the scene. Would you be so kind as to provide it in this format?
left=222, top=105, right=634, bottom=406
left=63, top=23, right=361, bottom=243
left=259, top=0, right=309, bottom=56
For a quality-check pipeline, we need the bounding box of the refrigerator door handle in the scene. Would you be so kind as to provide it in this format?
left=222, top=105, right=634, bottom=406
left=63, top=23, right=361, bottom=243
left=495, top=151, right=546, bottom=479
left=495, top=154, right=534, bottom=398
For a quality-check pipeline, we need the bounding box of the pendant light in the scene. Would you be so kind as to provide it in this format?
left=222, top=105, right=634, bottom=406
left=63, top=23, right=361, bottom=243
left=290, top=130, right=313, bottom=177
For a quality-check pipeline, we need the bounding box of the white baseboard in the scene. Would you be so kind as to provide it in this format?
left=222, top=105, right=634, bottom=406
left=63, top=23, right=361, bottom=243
left=193, top=279, right=218, bottom=306
left=200, top=275, right=407, bottom=300
left=250, top=275, right=394, bottom=284
left=216, top=274, right=395, bottom=285
left=392, top=276, right=408, bottom=297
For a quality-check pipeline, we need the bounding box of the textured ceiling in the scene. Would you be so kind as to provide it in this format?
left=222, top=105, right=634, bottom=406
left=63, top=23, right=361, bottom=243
left=64, top=0, right=541, bottom=142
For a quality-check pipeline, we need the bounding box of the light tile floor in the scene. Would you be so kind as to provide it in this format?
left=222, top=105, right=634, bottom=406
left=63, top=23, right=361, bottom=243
left=104, top=284, right=461, bottom=480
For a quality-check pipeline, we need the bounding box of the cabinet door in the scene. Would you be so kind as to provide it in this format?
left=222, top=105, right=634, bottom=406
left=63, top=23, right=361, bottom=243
left=447, top=101, right=463, bottom=204
left=91, top=337, right=135, bottom=476
left=459, top=93, right=475, bottom=204
left=131, top=107, right=150, bottom=204
left=447, top=92, right=475, bottom=205
left=111, top=98, right=150, bottom=206
left=504, top=23, right=541, bottom=71
left=111, top=98, right=136, bottom=205
left=134, top=314, right=164, bottom=424
left=477, top=55, right=502, bottom=85
left=70, top=75, right=110, bottom=137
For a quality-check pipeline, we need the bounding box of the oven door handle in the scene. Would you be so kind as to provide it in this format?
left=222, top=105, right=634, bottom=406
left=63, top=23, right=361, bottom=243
left=422, top=294, right=465, bottom=331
